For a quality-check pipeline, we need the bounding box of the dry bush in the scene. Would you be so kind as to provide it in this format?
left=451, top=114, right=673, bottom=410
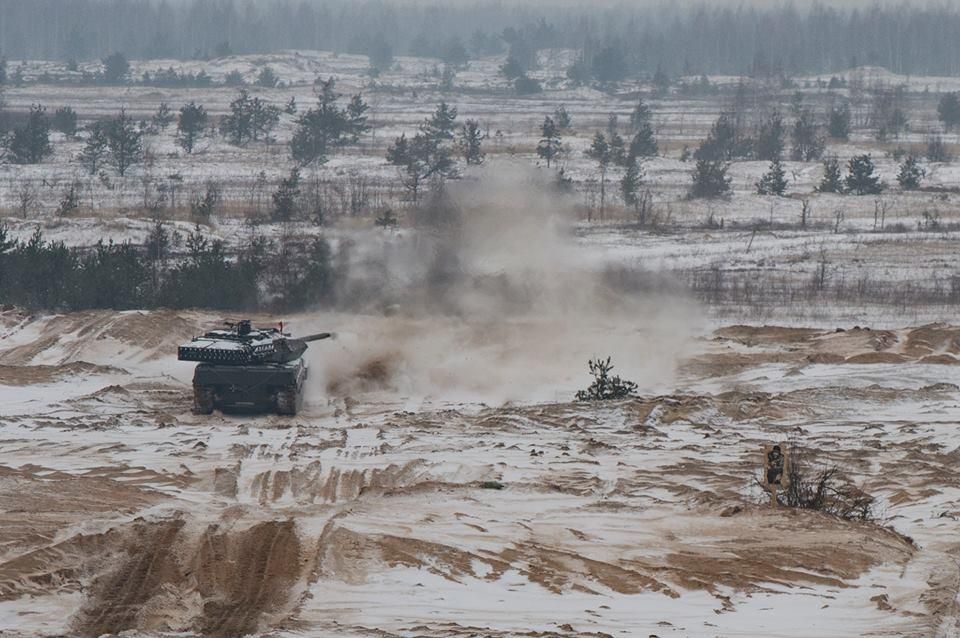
left=776, top=447, right=876, bottom=521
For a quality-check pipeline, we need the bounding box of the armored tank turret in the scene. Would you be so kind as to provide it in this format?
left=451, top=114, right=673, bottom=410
left=178, top=320, right=332, bottom=415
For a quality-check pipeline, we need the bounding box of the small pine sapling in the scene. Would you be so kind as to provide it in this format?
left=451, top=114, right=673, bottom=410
left=575, top=357, right=638, bottom=401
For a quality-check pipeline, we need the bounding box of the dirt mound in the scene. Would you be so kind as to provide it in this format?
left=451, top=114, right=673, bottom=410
left=319, top=506, right=913, bottom=603
left=624, top=392, right=791, bottom=424
left=681, top=352, right=802, bottom=377
left=813, top=328, right=898, bottom=356
left=846, top=352, right=910, bottom=364
left=99, top=310, right=199, bottom=354
left=0, top=465, right=164, bottom=604
left=920, top=354, right=960, bottom=364
left=713, top=325, right=821, bottom=345
left=689, top=323, right=960, bottom=381
left=0, top=310, right=204, bottom=366
left=0, top=361, right=125, bottom=386
left=903, top=323, right=960, bottom=358
left=806, top=352, right=846, bottom=364
left=0, top=525, right=128, bottom=604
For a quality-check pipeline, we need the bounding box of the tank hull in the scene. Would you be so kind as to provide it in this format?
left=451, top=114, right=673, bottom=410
left=192, top=360, right=307, bottom=415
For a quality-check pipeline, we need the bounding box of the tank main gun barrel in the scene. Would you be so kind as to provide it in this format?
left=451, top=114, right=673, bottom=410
left=297, top=332, right=334, bottom=343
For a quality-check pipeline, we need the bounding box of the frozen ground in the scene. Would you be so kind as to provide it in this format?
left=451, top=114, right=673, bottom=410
left=2, top=50, right=960, bottom=637
left=1, top=50, right=958, bottom=217
left=1, top=311, right=960, bottom=636
left=2, top=51, right=960, bottom=328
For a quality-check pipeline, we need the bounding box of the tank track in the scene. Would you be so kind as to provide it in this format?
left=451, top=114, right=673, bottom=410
left=275, top=388, right=299, bottom=416
left=193, top=386, right=215, bottom=415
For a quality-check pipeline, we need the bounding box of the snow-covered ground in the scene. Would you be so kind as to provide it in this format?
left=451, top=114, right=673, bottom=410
left=2, top=51, right=959, bottom=327
left=2, top=50, right=960, bottom=637
left=1, top=311, right=959, bottom=636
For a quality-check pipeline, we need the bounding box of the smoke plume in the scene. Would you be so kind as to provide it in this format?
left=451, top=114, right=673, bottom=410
left=303, top=162, right=700, bottom=404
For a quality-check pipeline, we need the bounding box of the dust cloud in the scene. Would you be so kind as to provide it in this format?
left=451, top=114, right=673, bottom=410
left=303, top=162, right=700, bottom=404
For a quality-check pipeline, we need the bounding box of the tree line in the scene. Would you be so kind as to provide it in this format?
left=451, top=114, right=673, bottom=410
left=0, top=224, right=337, bottom=312
left=1, top=79, right=374, bottom=172
left=4, top=1, right=960, bottom=77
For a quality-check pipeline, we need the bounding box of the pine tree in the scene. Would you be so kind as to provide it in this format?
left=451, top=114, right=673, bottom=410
left=938, top=93, right=960, bottom=132
left=688, top=160, right=731, bottom=199
left=272, top=168, right=301, bottom=221
left=8, top=104, right=52, bottom=164
left=755, top=110, right=785, bottom=161
left=816, top=157, right=844, bottom=193
left=553, top=105, right=572, bottom=131
left=608, top=130, right=628, bottom=166
left=592, top=44, right=628, bottom=84
left=176, top=102, right=207, bottom=154
left=458, top=119, right=484, bottom=165
left=652, top=66, right=670, bottom=95
left=153, top=102, right=174, bottom=131
left=220, top=90, right=279, bottom=146
left=629, top=98, right=652, bottom=131
left=221, top=90, right=254, bottom=145
left=828, top=103, right=851, bottom=139
left=385, top=101, right=460, bottom=202
left=514, top=74, right=542, bottom=95
left=101, top=52, right=129, bottom=84
left=845, top=154, right=883, bottom=195
left=257, top=66, right=279, bottom=88
left=249, top=97, right=280, bottom=142
left=346, top=94, right=370, bottom=142
left=791, top=109, right=824, bottom=161
left=441, top=35, right=469, bottom=68
left=575, top=357, right=638, bottom=401
left=290, top=79, right=367, bottom=165
left=585, top=132, right=615, bottom=217
left=52, top=107, right=78, bottom=137
left=386, top=132, right=457, bottom=203
left=368, top=38, right=393, bottom=75
left=422, top=102, right=458, bottom=141
left=500, top=56, right=523, bottom=80
left=105, top=108, right=143, bottom=176
left=78, top=122, right=109, bottom=175
left=537, top=116, right=562, bottom=167
left=926, top=135, right=952, bottom=163
left=628, top=122, right=658, bottom=159
left=756, top=159, right=789, bottom=196
left=695, top=114, right=738, bottom=161
left=621, top=158, right=644, bottom=210
left=896, top=155, right=924, bottom=190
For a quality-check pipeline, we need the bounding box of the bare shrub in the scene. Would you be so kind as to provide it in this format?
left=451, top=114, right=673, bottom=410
left=55, top=181, right=82, bottom=216
left=777, top=447, right=875, bottom=521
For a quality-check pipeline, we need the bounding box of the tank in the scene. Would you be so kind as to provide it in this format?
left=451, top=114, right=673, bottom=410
left=178, top=320, right=333, bottom=415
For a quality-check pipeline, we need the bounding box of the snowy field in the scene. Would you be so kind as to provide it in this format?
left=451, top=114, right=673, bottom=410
left=2, top=51, right=960, bottom=324
left=2, top=50, right=960, bottom=637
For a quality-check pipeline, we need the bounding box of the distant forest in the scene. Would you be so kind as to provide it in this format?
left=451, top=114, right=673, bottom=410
left=1, top=1, right=960, bottom=77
